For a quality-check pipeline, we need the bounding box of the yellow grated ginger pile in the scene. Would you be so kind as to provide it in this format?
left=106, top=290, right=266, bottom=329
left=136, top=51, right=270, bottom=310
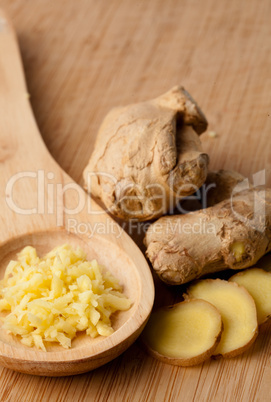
left=0, top=244, right=131, bottom=351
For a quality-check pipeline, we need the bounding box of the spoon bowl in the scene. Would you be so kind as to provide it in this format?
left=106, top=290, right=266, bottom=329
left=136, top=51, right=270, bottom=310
left=0, top=229, right=146, bottom=376
left=0, top=10, right=154, bottom=376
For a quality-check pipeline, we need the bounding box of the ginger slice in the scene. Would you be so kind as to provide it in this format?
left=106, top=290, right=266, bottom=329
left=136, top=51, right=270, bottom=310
left=229, top=268, right=271, bottom=325
left=141, top=299, right=222, bottom=366
left=187, top=279, right=258, bottom=358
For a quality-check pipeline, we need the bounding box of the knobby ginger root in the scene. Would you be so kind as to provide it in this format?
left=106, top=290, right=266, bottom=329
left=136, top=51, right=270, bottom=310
left=83, top=86, right=209, bottom=221
left=229, top=268, right=271, bottom=325
left=141, top=299, right=222, bottom=366
left=144, top=186, right=271, bottom=285
left=204, top=169, right=247, bottom=207
left=178, top=169, right=246, bottom=213
left=186, top=279, right=258, bottom=357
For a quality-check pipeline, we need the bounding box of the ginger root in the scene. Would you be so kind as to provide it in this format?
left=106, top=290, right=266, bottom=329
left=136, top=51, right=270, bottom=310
left=141, top=299, right=222, bottom=366
left=144, top=186, right=271, bottom=285
left=83, top=86, right=209, bottom=221
left=204, top=169, right=246, bottom=207
left=229, top=268, right=271, bottom=325
left=179, top=169, right=246, bottom=213
left=186, top=279, right=258, bottom=357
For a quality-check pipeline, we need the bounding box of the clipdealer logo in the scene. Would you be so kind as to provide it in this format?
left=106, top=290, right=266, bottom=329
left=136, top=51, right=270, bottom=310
left=4, top=169, right=268, bottom=235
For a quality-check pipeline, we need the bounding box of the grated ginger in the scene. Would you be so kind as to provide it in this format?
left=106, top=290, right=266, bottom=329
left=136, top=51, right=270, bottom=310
left=0, top=244, right=131, bottom=351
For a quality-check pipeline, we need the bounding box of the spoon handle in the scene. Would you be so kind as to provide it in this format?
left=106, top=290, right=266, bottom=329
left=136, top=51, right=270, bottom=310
left=0, top=9, right=71, bottom=242
left=0, top=9, right=51, bottom=157
left=0, top=10, right=27, bottom=95
left=0, top=9, right=117, bottom=248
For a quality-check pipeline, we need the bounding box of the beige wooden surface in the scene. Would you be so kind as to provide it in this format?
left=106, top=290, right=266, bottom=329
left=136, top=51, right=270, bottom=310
left=0, top=9, right=154, bottom=376
left=0, top=0, right=271, bottom=400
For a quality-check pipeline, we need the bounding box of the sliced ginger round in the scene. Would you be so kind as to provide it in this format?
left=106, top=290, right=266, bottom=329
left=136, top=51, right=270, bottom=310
left=141, top=299, right=222, bottom=366
left=187, top=279, right=258, bottom=358
left=229, top=268, right=271, bottom=325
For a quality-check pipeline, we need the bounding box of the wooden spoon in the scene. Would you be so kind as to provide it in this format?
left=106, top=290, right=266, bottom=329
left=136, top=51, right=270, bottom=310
left=0, top=9, right=154, bottom=376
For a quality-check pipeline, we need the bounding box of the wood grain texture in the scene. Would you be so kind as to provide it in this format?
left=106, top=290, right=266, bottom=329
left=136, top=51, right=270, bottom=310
left=0, top=9, right=154, bottom=376
left=0, top=0, right=270, bottom=399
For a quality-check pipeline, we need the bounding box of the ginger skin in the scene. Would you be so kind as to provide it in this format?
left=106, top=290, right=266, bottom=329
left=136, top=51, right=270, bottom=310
left=83, top=86, right=209, bottom=221
left=179, top=169, right=246, bottom=213
left=203, top=169, right=247, bottom=207
left=144, top=186, right=271, bottom=285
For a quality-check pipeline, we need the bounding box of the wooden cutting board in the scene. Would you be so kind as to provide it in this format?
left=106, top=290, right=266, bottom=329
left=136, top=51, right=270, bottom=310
left=0, top=0, right=270, bottom=400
